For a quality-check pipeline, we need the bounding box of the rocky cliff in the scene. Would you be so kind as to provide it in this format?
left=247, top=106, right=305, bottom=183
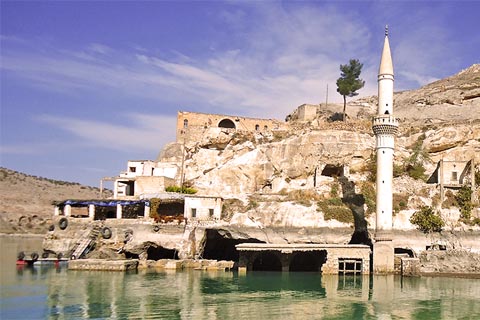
left=160, top=64, right=480, bottom=243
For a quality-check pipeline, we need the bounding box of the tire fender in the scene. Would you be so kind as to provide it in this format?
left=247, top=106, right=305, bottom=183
left=101, top=227, right=112, bottom=239
left=59, top=217, right=68, bottom=230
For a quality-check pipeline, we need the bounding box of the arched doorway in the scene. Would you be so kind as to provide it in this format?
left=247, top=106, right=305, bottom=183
left=218, top=119, right=236, bottom=129
left=252, top=251, right=282, bottom=271
left=289, top=251, right=326, bottom=272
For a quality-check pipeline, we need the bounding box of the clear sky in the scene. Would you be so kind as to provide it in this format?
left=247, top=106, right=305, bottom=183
left=1, top=1, right=479, bottom=187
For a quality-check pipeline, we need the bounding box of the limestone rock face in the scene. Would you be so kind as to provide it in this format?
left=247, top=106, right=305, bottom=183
left=394, top=64, right=480, bottom=121
left=423, top=124, right=480, bottom=154
left=184, top=129, right=374, bottom=196
left=163, top=65, right=480, bottom=236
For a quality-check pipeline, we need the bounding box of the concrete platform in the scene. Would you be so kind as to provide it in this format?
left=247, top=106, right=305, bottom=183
left=68, top=259, right=139, bottom=271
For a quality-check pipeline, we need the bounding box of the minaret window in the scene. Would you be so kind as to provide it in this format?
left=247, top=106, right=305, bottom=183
left=183, top=119, right=188, bottom=129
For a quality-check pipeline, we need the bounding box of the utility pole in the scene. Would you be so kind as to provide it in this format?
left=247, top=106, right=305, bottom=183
left=325, top=84, right=328, bottom=107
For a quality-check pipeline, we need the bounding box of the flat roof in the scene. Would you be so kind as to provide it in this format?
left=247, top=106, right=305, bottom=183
left=236, top=243, right=370, bottom=252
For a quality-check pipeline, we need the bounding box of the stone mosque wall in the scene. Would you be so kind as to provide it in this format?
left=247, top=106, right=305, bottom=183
left=176, top=111, right=288, bottom=144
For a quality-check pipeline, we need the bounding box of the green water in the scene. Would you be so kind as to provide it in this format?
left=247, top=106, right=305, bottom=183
left=1, top=236, right=480, bottom=319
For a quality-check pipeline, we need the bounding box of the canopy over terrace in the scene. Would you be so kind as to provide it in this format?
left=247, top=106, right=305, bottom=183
left=52, top=199, right=150, bottom=220
left=236, top=243, right=371, bottom=274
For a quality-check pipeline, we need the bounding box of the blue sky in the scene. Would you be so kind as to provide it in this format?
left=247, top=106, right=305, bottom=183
left=1, top=1, right=479, bottom=187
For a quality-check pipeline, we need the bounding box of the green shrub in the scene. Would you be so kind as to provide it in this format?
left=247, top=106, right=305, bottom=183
left=330, top=183, right=339, bottom=198
left=455, top=186, right=473, bottom=220
left=404, top=137, right=430, bottom=181
left=285, top=189, right=321, bottom=206
left=317, top=198, right=353, bottom=224
left=442, top=190, right=457, bottom=208
left=393, top=163, right=404, bottom=178
left=327, top=197, right=343, bottom=206
left=431, top=193, right=441, bottom=208
left=409, top=206, right=445, bottom=233
left=472, top=218, right=480, bottom=226
left=359, top=181, right=375, bottom=217
left=406, top=163, right=427, bottom=181
left=366, top=153, right=377, bottom=182
left=393, top=193, right=409, bottom=214
left=165, top=186, right=197, bottom=194
left=247, top=199, right=259, bottom=210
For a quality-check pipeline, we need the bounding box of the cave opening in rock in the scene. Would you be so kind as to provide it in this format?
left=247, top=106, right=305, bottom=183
left=321, top=164, right=344, bottom=177
left=125, top=252, right=139, bottom=259
left=202, top=229, right=263, bottom=261
left=289, top=251, right=327, bottom=272
left=147, top=246, right=179, bottom=260
left=252, top=251, right=282, bottom=271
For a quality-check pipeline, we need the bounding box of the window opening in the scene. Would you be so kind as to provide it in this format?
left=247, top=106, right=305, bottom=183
left=218, top=119, right=236, bottom=129
left=338, top=258, right=362, bottom=275
left=451, top=171, right=458, bottom=181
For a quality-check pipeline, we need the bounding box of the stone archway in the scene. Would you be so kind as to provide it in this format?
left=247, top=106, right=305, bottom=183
left=289, top=251, right=326, bottom=272
left=218, top=118, right=236, bottom=129
left=252, top=251, right=282, bottom=271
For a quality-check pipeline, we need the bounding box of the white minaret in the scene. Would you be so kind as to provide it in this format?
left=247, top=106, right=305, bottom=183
left=372, top=26, right=398, bottom=274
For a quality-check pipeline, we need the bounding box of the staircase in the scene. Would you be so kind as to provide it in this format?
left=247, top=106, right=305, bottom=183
left=70, top=226, right=101, bottom=260
left=180, top=222, right=199, bottom=259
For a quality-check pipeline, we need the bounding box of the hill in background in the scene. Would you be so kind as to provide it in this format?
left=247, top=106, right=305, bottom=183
left=0, top=167, right=112, bottom=234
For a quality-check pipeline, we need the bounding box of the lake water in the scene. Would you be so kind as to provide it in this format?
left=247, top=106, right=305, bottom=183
left=1, top=235, right=480, bottom=319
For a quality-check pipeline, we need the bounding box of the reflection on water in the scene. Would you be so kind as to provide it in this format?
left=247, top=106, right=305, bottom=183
left=2, top=236, right=480, bottom=319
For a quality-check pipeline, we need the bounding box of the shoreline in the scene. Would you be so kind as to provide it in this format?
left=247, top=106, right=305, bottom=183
left=0, top=233, right=45, bottom=238
left=419, top=272, right=480, bottom=279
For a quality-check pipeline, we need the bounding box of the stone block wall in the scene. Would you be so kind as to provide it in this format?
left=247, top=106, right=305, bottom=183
left=321, top=247, right=371, bottom=275
left=176, top=111, right=288, bottom=144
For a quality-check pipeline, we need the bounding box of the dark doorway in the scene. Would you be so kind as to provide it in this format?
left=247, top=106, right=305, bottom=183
left=252, top=251, right=282, bottom=271
left=289, top=251, right=326, bottom=272
left=394, top=247, right=415, bottom=257
left=147, top=246, right=178, bottom=260
left=321, top=164, right=344, bottom=177
left=202, top=229, right=263, bottom=261
left=218, top=119, right=236, bottom=129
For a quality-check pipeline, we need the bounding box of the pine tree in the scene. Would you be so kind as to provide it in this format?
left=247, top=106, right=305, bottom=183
left=336, top=59, right=365, bottom=121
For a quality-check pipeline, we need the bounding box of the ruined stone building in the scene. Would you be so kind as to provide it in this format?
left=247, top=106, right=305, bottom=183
left=176, top=111, right=288, bottom=145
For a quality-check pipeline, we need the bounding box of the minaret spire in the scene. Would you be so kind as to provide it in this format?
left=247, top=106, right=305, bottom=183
left=378, top=27, right=394, bottom=115
left=372, top=26, right=399, bottom=274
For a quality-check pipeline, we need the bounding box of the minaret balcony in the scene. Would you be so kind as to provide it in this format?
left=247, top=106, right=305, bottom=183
left=372, top=115, right=399, bottom=136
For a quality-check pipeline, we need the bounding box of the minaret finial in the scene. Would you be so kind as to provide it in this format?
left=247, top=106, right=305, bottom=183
left=385, top=25, right=389, bottom=36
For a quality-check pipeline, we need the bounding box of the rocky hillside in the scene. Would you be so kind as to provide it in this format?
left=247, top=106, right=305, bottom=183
left=0, top=168, right=112, bottom=234
left=168, top=64, right=480, bottom=236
